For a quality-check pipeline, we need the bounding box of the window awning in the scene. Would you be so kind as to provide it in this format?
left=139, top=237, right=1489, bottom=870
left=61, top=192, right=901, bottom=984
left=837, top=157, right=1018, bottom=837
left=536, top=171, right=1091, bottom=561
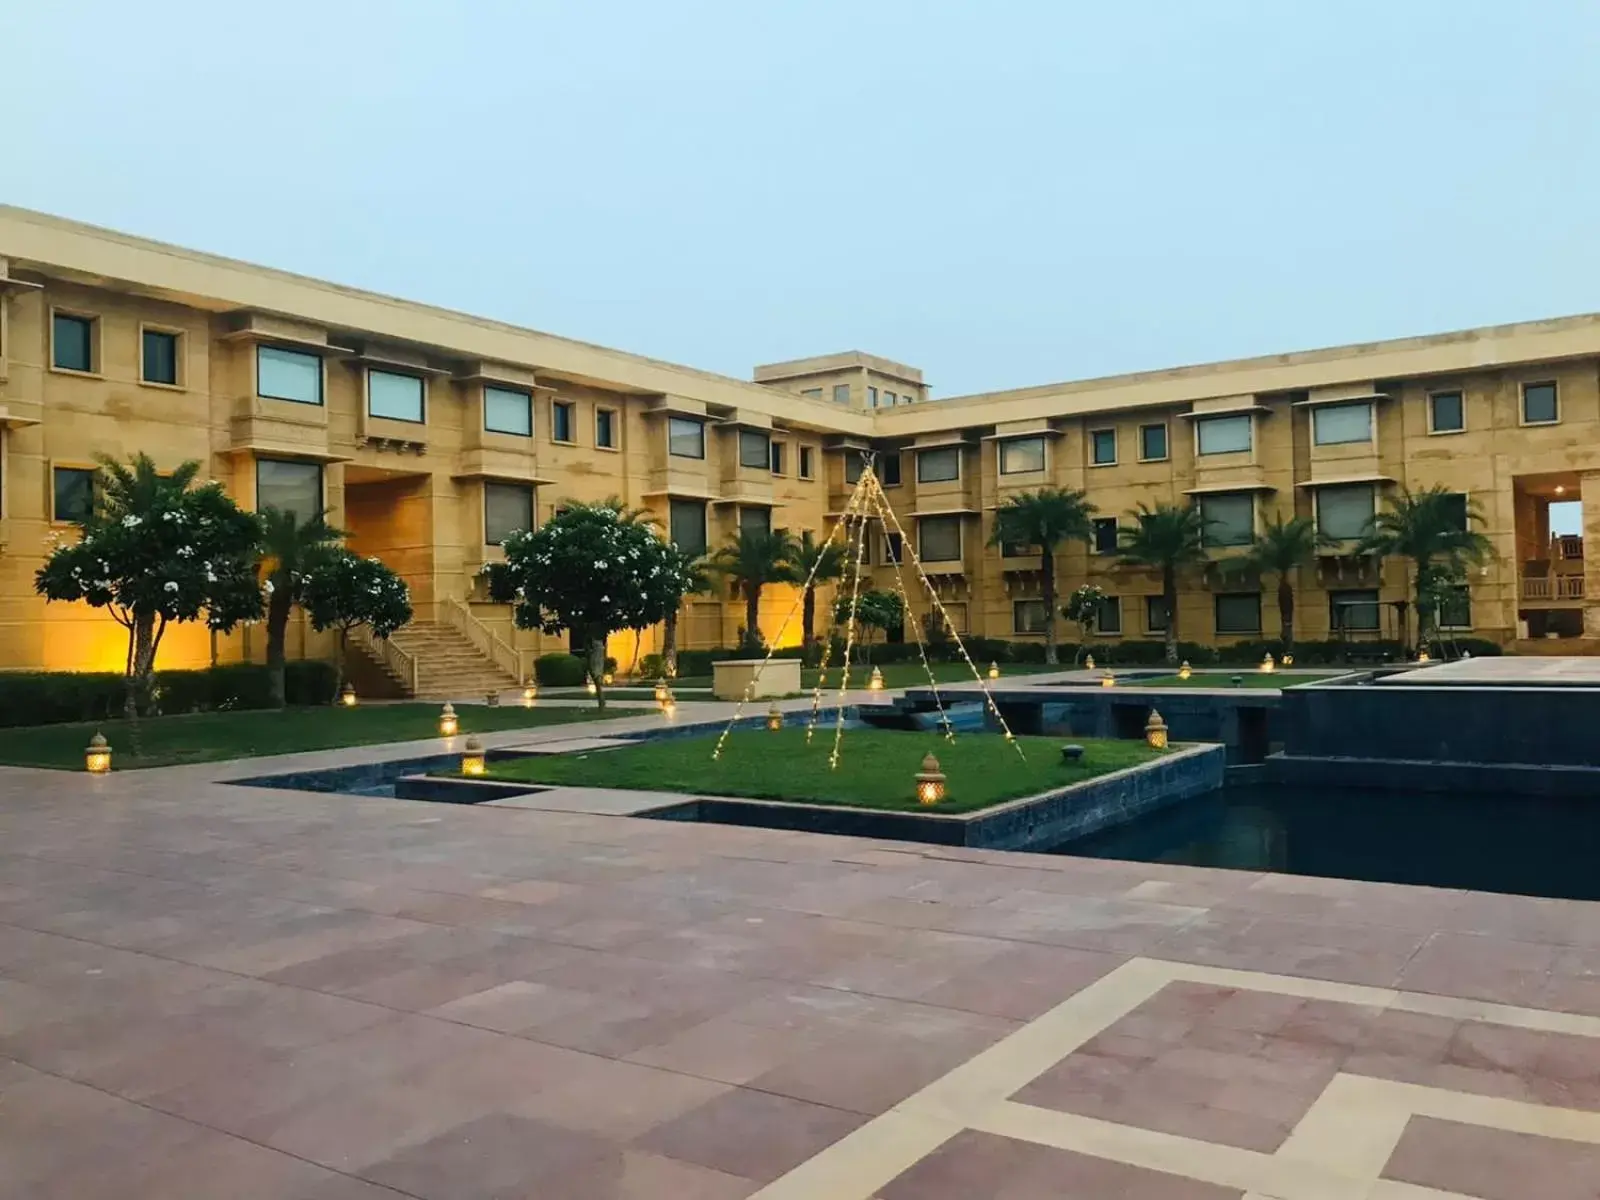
left=1291, top=393, right=1388, bottom=408
left=911, top=506, right=981, bottom=517
left=911, top=435, right=974, bottom=451
left=710, top=496, right=778, bottom=507
left=1178, top=404, right=1270, bottom=420
left=640, top=486, right=718, bottom=501
left=1182, top=482, right=1276, bottom=495
left=1296, top=474, right=1396, bottom=489
left=980, top=428, right=1064, bottom=442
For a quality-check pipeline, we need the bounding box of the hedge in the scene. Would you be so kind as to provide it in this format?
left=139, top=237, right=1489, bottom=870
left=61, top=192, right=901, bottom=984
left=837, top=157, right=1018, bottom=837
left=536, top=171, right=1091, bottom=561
left=0, top=661, right=339, bottom=729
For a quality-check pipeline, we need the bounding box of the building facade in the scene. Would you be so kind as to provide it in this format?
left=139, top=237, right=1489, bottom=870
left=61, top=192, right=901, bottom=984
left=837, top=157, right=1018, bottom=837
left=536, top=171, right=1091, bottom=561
left=0, top=205, right=1595, bottom=683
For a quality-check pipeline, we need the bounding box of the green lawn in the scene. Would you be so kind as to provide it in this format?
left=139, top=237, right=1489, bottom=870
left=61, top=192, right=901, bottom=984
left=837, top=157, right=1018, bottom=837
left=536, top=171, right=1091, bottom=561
left=0, top=703, right=619, bottom=771
left=483, top=728, right=1163, bottom=813
left=1135, top=672, right=1335, bottom=689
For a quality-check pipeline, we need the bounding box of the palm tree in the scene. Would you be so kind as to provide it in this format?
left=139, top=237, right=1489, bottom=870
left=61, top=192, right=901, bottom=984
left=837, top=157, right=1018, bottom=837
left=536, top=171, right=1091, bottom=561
left=1358, top=485, right=1493, bottom=653
left=660, top=546, right=712, bottom=678
left=792, top=529, right=846, bottom=660
left=710, top=527, right=799, bottom=656
left=989, top=488, right=1096, bottom=664
left=1236, top=513, right=1333, bottom=655
left=1117, top=502, right=1208, bottom=664
left=259, top=507, right=344, bottom=708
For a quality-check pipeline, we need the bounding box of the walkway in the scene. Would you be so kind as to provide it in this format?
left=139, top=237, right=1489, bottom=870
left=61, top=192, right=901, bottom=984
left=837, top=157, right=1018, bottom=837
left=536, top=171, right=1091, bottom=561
left=0, top=702, right=1596, bottom=1197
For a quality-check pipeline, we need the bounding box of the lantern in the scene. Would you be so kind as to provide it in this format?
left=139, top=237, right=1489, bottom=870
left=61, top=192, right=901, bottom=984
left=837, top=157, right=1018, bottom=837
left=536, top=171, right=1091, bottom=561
left=662, top=691, right=677, bottom=718
left=914, top=752, right=947, bottom=805
left=1231, top=675, right=1243, bottom=688
left=461, top=735, right=486, bottom=777
left=1100, top=671, right=1115, bottom=688
left=1084, top=653, right=1096, bottom=671
left=438, top=702, right=459, bottom=737
left=654, top=679, right=670, bottom=704
left=1060, top=743, right=1085, bottom=764
left=339, top=682, right=357, bottom=707
left=1417, top=648, right=1431, bottom=663
left=603, top=671, right=615, bottom=686
left=1144, top=709, right=1168, bottom=749
left=1261, top=652, right=1276, bottom=673
left=585, top=675, right=598, bottom=695
left=84, top=731, right=112, bottom=774
left=1281, top=652, right=1294, bottom=667
left=766, top=703, right=783, bottom=732
left=522, top=683, right=538, bottom=706
left=987, top=661, right=1000, bottom=680
left=485, top=689, right=500, bottom=707
left=868, top=666, right=885, bottom=690
left=1177, top=660, right=1192, bottom=681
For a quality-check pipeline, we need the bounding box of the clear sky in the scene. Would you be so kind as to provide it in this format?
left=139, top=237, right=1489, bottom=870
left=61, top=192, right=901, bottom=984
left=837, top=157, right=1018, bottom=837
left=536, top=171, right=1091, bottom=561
left=7, top=1, right=1600, bottom=398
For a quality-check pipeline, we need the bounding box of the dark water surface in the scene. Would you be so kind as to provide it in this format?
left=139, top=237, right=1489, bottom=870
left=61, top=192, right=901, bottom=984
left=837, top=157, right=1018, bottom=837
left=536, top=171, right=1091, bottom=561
left=1058, top=782, right=1600, bottom=902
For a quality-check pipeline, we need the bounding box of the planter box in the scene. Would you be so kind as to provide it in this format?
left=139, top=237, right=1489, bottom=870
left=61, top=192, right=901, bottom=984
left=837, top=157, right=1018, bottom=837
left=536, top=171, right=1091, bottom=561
left=712, top=658, right=801, bottom=700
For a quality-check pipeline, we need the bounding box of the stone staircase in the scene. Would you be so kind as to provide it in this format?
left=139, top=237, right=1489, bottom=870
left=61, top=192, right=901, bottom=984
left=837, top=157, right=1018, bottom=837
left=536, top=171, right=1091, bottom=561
left=359, top=620, right=521, bottom=699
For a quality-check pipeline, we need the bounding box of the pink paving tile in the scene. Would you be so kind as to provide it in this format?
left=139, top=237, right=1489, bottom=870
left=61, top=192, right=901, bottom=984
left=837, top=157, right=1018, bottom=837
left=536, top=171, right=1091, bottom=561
left=1384, top=1115, right=1600, bottom=1200
left=626, top=1017, right=830, bottom=1084
left=1398, top=931, right=1563, bottom=1007
left=914, top=943, right=1124, bottom=1020
left=633, top=1087, right=865, bottom=1184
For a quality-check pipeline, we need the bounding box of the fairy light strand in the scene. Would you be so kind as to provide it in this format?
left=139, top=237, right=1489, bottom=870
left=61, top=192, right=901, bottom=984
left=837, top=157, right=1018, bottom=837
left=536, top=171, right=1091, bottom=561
left=829, top=462, right=875, bottom=769
left=866, top=475, right=954, bottom=742
left=806, top=487, right=866, bottom=743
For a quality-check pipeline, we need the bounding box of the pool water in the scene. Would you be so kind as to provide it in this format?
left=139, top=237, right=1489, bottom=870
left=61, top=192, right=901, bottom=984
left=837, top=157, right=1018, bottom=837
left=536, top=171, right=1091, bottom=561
left=1059, top=782, right=1600, bottom=902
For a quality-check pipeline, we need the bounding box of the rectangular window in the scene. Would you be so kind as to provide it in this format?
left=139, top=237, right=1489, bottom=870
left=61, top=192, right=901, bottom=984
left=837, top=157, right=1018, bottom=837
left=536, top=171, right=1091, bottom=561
left=769, top=441, right=784, bottom=474
left=867, top=387, right=879, bottom=408
left=1090, top=429, right=1117, bottom=465
left=1093, top=517, right=1119, bottom=555
left=1312, top=401, right=1373, bottom=446
left=917, top=447, right=961, bottom=483
left=52, top=313, right=95, bottom=372
left=739, top=429, right=771, bottom=469
left=552, top=401, right=577, bottom=444
left=884, top=391, right=897, bottom=405
left=52, top=466, right=95, bottom=523
left=1196, top=413, right=1252, bottom=455
left=1439, top=491, right=1468, bottom=533
left=800, top=387, right=823, bottom=400
left=919, top=515, right=963, bottom=562
left=484, top=385, right=532, bottom=436
left=368, top=369, right=424, bottom=423
left=484, top=482, right=534, bottom=545
left=999, top=436, right=1046, bottom=474
left=1331, top=588, right=1381, bottom=633
left=1095, top=596, right=1122, bottom=635
left=739, top=506, right=771, bottom=538
left=257, top=344, right=323, bottom=405
left=845, top=455, right=865, bottom=484
left=1438, top=584, right=1472, bottom=629
left=1215, top=593, right=1263, bottom=635
left=1013, top=599, right=1051, bottom=634
left=141, top=329, right=179, bottom=385
left=880, top=453, right=902, bottom=486
left=1001, top=538, right=1037, bottom=558
left=1139, top=423, right=1168, bottom=462
left=1429, top=390, right=1465, bottom=433
left=1145, top=595, right=1169, bottom=633
left=1198, top=492, right=1254, bottom=547
left=1523, top=381, right=1559, bottom=424
left=667, top=416, right=704, bottom=458
left=256, top=458, right=322, bottom=520
left=1316, top=483, right=1376, bottom=542
left=799, top=446, right=814, bottom=479
left=595, top=408, right=618, bottom=449
left=883, top=531, right=903, bottom=563
left=669, top=499, right=707, bottom=556
left=832, top=384, right=851, bottom=405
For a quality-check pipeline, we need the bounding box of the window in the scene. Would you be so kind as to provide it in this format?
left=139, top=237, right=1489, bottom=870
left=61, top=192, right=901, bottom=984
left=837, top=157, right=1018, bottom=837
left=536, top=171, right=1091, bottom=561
left=1523, top=381, right=1558, bottom=424
left=868, top=387, right=878, bottom=408
left=800, top=387, right=823, bottom=400
left=769, top=441, right=785, bottom=474
left=484, top=386, right=532, bottom=436
left=883, top=531, right=903, bottom=563
left=669, top=499, right=707, bottom=556
left=1001, top=538, right=1037, bottom=558
left=52, top=467, right=95, bottom=523
left=880, top=453, right=902, bottom=486
left=1198, top=492, right=1254, bottom=547
left=1437, top=584, right=1472, bottom=630
left=1013, top=599, right=1051, bottom=634
left=1139, top=423, right=1168, bottom=462
left=1090, top=429, right=1117, bottom=465
left=1145, top=596, right=1169, bottom=633
left=832, top=384, right=850, bottom=405
left=917, top=447, right=961, bottom=483
left=739, top=506, right=771, bottom=538
left=1196, top=413, right=1252, bottom=455
left=256, top=458, right=322, bottom=520
left=1439, top=491, right=1468, bottom=533
left=919, top=515, right=963, bottom=562
left=368, top=369, right=424, bottom=423
left=1214, top=593, right=1262, bottom=635
left=552, top=401, right=577, bottom=444
left=595, top=408, right=618, bottom=449
left=845, top=455, right=865, bottom=484
left=667, top=416, right=703, bottom=458
left=1311, top=402, right=1373, bottom=446
left=141, top=329, right=179, bottom=385
left=1092, top=517, right=1120, bottom=555
left=999, top=436, right=1046, bottom=474
left=739, top=430, right=771, bottom=469
left=51, top=313, right=95, bottom=372
left=257, top=345, right=323, bottom=405
left=1331, top=588, right=1381, bottom=633
left=484, top=482, right=534, bottom=545
left=884, top=391, right=897, bottom=405
left=1094, top=596, right=1122, bottom=635
left=1316, top=483, right=1376, bottom=542
left=1429, top=390, right=1465, bottom=433
left=799, top=446, right=814, bottom=480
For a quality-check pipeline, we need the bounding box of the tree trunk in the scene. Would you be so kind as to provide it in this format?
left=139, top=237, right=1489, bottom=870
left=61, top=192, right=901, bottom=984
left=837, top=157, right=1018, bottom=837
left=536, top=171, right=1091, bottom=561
left=663, top=608, right=679, bottom=678
left=265, top=581, right=293, bottom=708
left=332, top=628, right=348, bottom=704
left=1040, top=545, right=1059, bottom=665
left=1277, top=575, right=1295, bottom=654
left=743, top=585, right=762, bottom=655
left=1162, top=565, right=1179, bottom=664
left=128, top=611, right=159, bottom=716
left=587, top=636, right=608, bottom=711
left=801, top=586, right=817, bottom=662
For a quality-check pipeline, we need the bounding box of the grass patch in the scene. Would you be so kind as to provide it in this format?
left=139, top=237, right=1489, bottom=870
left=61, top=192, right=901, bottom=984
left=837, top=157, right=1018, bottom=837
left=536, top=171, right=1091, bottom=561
left=1135, top=672, right=1335, bottom=689
left=483, top=728, right=1163, bottom=814
left=0, top=703, right=617, bottom=771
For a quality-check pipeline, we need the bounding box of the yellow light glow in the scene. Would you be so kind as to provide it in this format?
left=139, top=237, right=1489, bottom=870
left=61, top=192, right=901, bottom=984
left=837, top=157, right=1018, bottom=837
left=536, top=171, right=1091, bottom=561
left=339, top=682, right=357, bottom=707
left=867, top=666, right=885, bottom=690
left=987, top=661, right=1000, bottom=679
left=654, top=680, right=670, bottom=704
left=602, top=672, right=614, bottom=686
left=1145, top=709, right=1168, bottom=749
left=1261, top=652, right=1276, bottom=673
left=766, top=703, right=783, bottom=731
left=438, top=702, right=458, bottom=737
left=522, top=684, right=537, bottom=706
left=1282, top=652, right=1294, bottom=667
left=461, top=735, right=486, bottom=777
left=1084, top=653, right=1096, bottom=671
left=914, top=752, right=947, bottom=805
left=84, top=731, right=111, bottom=774
left=585, top=676, right=597, bottom=695
left=1177, top=660, right=1192, bottom=680
left=1101, top=672, right=1115, bottom=688
left=1417, top=649, right=1431, bottom=663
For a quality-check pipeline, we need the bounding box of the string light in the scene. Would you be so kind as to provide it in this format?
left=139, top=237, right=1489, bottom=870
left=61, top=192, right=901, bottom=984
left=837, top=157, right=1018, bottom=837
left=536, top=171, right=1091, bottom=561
left=867, top=477, right=954, bottom=741
left=830, top=465, right=874, bottom=770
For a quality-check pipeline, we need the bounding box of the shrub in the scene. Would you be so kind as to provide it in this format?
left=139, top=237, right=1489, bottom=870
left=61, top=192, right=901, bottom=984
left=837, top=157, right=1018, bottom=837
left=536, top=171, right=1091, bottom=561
left=639, top=653, right=665, bottom=679
left=533, top=653, right=588, bottom=687
left=673, top=648, right=737, bottom=678
left=0, top=661, right=341, bottom=729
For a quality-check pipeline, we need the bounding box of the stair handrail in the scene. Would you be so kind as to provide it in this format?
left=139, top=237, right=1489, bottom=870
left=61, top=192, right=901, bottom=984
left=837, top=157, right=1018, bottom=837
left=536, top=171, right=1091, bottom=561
left=443, top=596, right=524, bottom=684
left=353, top=624, right=419, bottom=695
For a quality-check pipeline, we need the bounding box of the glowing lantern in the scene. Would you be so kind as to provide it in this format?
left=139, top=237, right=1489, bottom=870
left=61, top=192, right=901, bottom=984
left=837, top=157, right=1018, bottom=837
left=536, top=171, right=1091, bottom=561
left=461, top=735, right=486, bottom=777
left=661, top=691, right=677, bottom=718
left=868, top=666, right=885, bottom=690
left=766, top=703, right=783, bottom=732
left=987, top=661, right=1000, bottom=679
left=1261, top=652, right=1276, bottom=673
left=654, top=679, right=670, bottom=704
left=585, top=675, right=598, bottom=696
left=914, top=752, right=947, bottom=805
left=1145, top=709, right=1168, bottom=749
left=485, top=690, right=500, bottom=707
left=1101, top=671, right=1115, bottom=688
left=1177, top=660, right=1192, bottom=680
left=1417, top=648, right=1431, bottom=663
left=438, top=702, right=459, bottom=737
left=339, top=682, right=357, bottom=707
left=522, top=683, right=537, bottom=706
left=1084, top=653, right=1096, bottom=671
left=603, top=671, right=615, bottom=686
left=84, top=731, right=112, bottom=774
left=1282, top=652, right=1294, bottom=667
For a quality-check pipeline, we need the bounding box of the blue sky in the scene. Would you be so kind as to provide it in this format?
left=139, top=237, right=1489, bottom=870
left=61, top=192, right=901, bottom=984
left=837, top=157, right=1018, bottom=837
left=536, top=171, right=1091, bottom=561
left=7, top=1, right=1600, bottom=397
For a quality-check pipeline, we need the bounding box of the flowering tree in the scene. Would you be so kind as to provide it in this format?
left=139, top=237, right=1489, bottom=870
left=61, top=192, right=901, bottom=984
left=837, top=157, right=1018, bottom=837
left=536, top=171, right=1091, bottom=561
left=1063, top=583, right=1108, bottom=664
left=35, top=454, right=263, bottom=717
left=301, top=550, right=414, bottom=702
left=498, top=501, right=691, bottom=708
left=259, top=508, right=344, bottom=708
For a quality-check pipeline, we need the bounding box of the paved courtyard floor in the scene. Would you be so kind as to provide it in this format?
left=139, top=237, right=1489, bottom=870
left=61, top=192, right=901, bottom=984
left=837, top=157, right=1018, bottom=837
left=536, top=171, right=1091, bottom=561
left=1, top=707, right=1598, bottom=1197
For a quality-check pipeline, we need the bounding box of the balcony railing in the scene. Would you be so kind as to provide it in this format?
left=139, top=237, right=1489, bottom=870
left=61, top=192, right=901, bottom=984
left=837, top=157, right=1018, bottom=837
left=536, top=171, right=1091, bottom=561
left=1520, top=574, right=1586, bottom=601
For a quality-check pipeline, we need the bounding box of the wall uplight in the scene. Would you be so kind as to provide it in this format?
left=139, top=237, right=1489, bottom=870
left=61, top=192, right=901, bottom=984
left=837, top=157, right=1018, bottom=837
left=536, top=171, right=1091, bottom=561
left=438, top=702, right=459, bottom=737
left=461, top=735, right=486, bottom=776
left=914, top=752, right=947, bottom=805
left=84, top=731, right=112, bottom=774
left=1417, top=648, right=1431, bottom=663
left=1144, top=709, right=1168, bottom=749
